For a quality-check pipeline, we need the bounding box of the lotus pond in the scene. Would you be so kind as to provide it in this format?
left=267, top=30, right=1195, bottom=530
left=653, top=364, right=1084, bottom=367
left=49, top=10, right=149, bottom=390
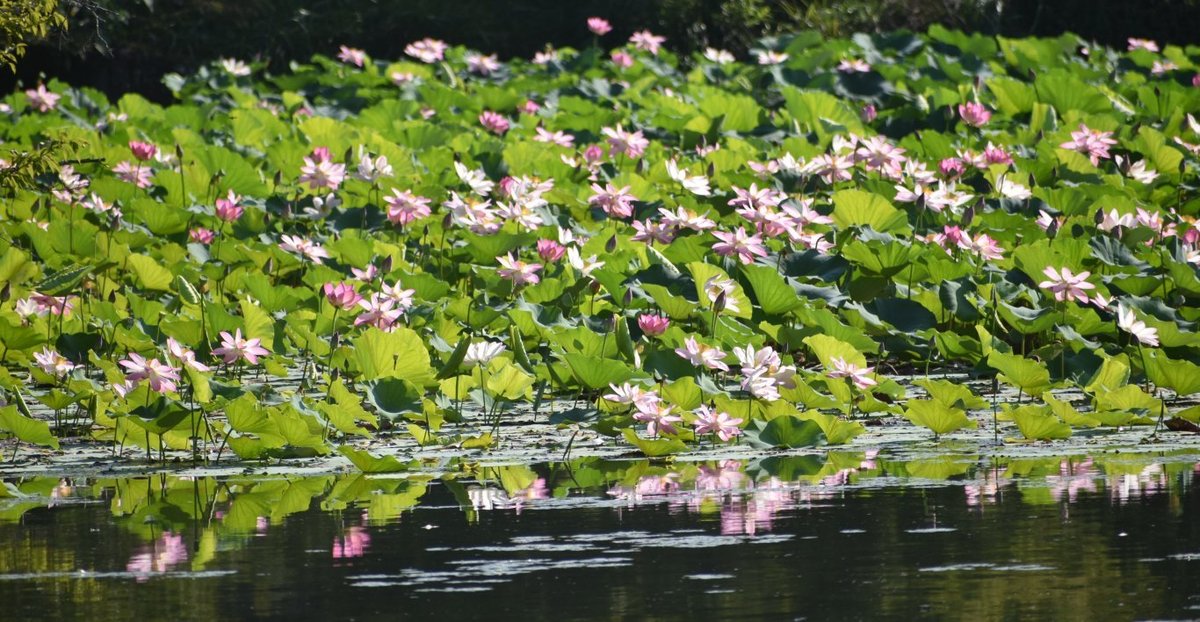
left=2, top=21, right=1200, bottom=618
left=2, top=452, right=1200, bottom=620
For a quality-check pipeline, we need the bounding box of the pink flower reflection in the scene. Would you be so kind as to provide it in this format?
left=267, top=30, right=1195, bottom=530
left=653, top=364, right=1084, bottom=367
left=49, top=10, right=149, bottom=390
left=332, top=526, right=371, bottom=559
left=1046, top=458, right=1098, bottom=503
left=127, top=532, right=188, bottom=581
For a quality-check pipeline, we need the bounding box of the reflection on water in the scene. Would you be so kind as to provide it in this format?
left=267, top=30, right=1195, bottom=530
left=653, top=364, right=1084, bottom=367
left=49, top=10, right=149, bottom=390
left=1, top=451, right=1199, bottom=620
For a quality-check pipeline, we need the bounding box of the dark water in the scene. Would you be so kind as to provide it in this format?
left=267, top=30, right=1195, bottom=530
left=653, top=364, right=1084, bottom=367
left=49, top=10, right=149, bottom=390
left=2, top=453, right=1199, bottom=621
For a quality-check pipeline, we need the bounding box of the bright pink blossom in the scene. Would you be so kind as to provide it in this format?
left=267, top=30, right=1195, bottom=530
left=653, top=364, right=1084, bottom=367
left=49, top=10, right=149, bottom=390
left=212, top=329, right=271, bottom=365
left=587, top=17, right=612, bottom=35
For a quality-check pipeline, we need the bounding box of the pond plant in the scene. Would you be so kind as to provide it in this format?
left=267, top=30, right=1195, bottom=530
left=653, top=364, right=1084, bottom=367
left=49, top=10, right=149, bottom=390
left=1, top=21, right=1200, bottom=467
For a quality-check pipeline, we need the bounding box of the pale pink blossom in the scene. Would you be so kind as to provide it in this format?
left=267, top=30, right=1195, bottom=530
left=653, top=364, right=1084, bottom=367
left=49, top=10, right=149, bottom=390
left=957, top=102, right=991, bottom=127
left=166, top=338, right=211, bottom=372
left=497, top=253, right=542, bottom=286
left=466, top=53, right=501, bottom=75
left=1060, top=124, right=1118, bottom=166
left=601, top=125, right=649, bottom=159
left=836, top=59, right=871, bottom=73
left=1038, top=267, right=1095, bottom=304
left=534, top=127, right=575, bottom=147
left=827, top=357, right=877, bottom=389
left=588, top=183, right=637, bottom=218
left=712, top=227, right=768, bottom=264
left=610, top=50, right=634, bottom=68
left=536, top=239, right=566, bottom=262
left=33, top=347, right=76, bottom=377
left=323, top=282, right=363, bottom=310
left=637, top=314, right=670, bottom=336
left=113, top=161, right=153, bottom=188
left=587, top=17, right=612, bottom=36
left=189, top=228, right=215, bottom=244
left=279, top=234, right=330, bottom=264
left=337, top=46, right=366, bottom=67
left=632, top=401, right=682, bottom=436
left=405, top=38, right=448, bottom=63
left=692, top=405, right=744, bottom=442
left=479, top=111, right=510, bottom=134
left=24, top=85, right=60, bottom=112
left=298, top=147, right=346, bottom=190
left=384, top=189, right=432, bottom=226
left=119, top=352, right=180, bottom=393
left=675, top=336, right=729, bottom=372
left=1117, top=305, right=1159, bottom=347
left=629, top=30, right=665, bottom=55
left=212, top=329, right=271, bottom=365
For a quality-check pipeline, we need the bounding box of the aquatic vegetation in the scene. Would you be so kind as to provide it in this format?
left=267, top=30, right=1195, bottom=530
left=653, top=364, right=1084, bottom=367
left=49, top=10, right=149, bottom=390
left=2, top=22, right=1200, bottom=466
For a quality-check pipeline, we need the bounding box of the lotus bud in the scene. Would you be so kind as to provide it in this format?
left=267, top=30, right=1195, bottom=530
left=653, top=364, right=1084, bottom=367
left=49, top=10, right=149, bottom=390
left=605, top=234, right=617, bottom=253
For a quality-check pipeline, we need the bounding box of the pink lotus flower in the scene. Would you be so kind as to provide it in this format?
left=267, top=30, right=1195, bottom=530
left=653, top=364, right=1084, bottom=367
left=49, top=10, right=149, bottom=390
left=675, top=336, right=729, bottom=372
left=1060, top=124, right=1118, bottom=166
left=466, top=53, right=501, bottom=75
left=215, top=195, right=244, bottom=222
left=337, top=46, right=366, bottom=67
left=836, top=58, right=871, bottom=73
left=497, top=252, right=542, bottom=286
left=33, top=347, right=76, bottom=377
left=958, top=102, right=991, bottom=127
left=113, top=161, right=153, bottom=188
left=629, top=30, right=665, bottom=55
left=279, top=234, right=330, bottom=264
left=298, top=147, right=346, bottom=191
left=520, top=99, right=540, bottom=115
left=939, top=158, right=966, bottom=178
left=129, top=141, right=157, bottom=161
left=384, top=189, right=432, bottom=226
left=355, top=294, right=403, bottom=330
left=1117, top=304, right=1159, bottom=347
left=631, top=219, right=674, bottom=245
left=534, top=127, right=574, bottom=147
left=323, top=282, right=363, bottom=310
left=970, top=233, right=1004, bottom=261
left=637, top=314, right=670, bottom=336
left=479, top=110, right=510, bottom=134
left=404, top=38, right=448, bottom=63
left=119, top=352, right=180, bottom=393
left=601, top=125, right=649, bottom=158
left=1127, top=38, right=1159, bottom=52
left=380, top=281, right=416, bottom=310
left=24, top=85, right=60, bottom=113
left=610, top=51, right=634, bottom=68
left=588, top=183, right=637, bottom=218
left=166, top=338, right=211, bottom=372
left=212, top=329, right=271, bottom=365
left=827, top=357, right=877, bottom=389
left=189, top=228, right=215, bottom=244
left=633, top=401, right=682, bottom=437
left=1038, top=267, right=1095, bottom=304
left=587, top=17, right=612, bottom=36
left=604, top=382, right=659, bottom=410
left=29, top=292, right=73, bottom=316
left=536, top=239, right=566, bottom=262
left=712, top=227, right=769, bottom=264
left=692, top=405, right=744, bottom=442
left=861, top=103, right=878, bottom=122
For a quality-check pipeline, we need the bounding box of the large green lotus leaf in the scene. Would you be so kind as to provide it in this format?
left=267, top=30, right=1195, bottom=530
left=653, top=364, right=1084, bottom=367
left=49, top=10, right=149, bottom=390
left=694, top=86, right=762, bottom=132
left=1093, top=385, right=1161, bottom=414
left=126, top=254, right=174, bottom=291
left=339, top=447, right=408, bottom=473
left=1034, top=73, right=1113, bottom=114
left=903, top=399, right=975, bottom=436
left=794, top=411, right=865, bottom=445
left=1042, top=393, right=1101, bottom=428
left=660, top=377, right=702, bottom=410
left=367, top=377, right=423, bottom=416
left=622, top=429, right=687, bottom=457
left=841, top=239, right=913, bottom=277
left=1006, top=404, right=1072, bottom=440
left=898, top=457, right=973, bottom=480
left=780, top=87, right=863, bottom=146
left=741, top=264, right=802, bottom=315
left=486, top=360, right=535, bottom=400
left=642, top=284, right=695, bottom=320
left=1084, top=354, right=1130, bottom=393
left=830, top=190, right=909, bottom=234
left=757, top=415, right=826, bottom=449
left=563, top=353, right=638, bottom=390
left=803, top=334, right=867, bottom=368
left=988, top=351, right=1052, bottom=395
left=1145, top=350, right=1200, bottom=397
left=0, top=405, right=58, bottom=449
left=353, top=328, right=434, bottom=385
left=986, top=76, right=1037, bottom=115
left=914, top=378, right=988, bottom=410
